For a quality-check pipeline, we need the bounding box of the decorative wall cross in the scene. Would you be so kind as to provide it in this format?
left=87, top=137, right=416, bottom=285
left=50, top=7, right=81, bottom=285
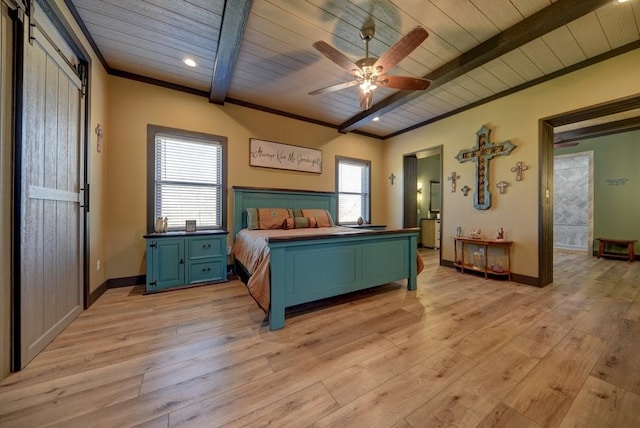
left=511, top=161, right=528, bottom=181
left=455, top=125, right=515, bottom=209
left=447, top=171, right=460, bottom=192
left=461, top=185, right=471, bottom=196
left=388, top=173, right=396, bottom=185
left=496, top=181, right=509, bottom=194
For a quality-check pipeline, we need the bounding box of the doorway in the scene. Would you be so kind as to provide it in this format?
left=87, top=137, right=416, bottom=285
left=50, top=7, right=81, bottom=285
left=404, top=147, right=442, bottom=254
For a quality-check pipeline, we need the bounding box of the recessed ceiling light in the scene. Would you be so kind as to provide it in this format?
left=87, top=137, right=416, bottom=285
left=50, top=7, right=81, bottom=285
left=372, top=116, right=380, bottom=122
left=183, top=58, right=197, bottom=67
left=616, top=0, right=630, bottom=3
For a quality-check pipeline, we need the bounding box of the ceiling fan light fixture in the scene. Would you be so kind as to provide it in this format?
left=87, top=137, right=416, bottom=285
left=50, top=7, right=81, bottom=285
left=360, top=79, right=377, bottom=93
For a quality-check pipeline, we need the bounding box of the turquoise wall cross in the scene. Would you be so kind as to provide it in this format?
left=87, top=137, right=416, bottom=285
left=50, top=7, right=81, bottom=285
left=455, top=125, right=515, bottom=210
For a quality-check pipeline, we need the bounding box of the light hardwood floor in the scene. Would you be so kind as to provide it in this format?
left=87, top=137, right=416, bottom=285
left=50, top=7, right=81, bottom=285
left=1, top=250, right=639, bottom=427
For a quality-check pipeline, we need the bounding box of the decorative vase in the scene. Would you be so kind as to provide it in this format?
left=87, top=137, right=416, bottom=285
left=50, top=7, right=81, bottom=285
left=357, top=216, right=364, bottom=225
left=155, top=217, right=164, bottom=233
left=155, top=216, right=169, bottom=232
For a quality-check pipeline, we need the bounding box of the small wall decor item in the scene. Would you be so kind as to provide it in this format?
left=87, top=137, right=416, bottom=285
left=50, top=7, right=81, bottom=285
left=496, top=227, right=504, bottom=240
left=249, top=138, right=322, bottom=173
left=185, top=220, right=197, bottom=232
left=95, top=123, right=104, bottom=153
left=605, top=178, right=628, bottom=185
left=511, top=161, right=529, bottom=181
left=496, top=180, right=509, bottom=194
left=447, top=171, right=460, bottom=192
left=389, top=173, right=396, bottom=185
left=455, top=125, right=515, bottom=210
left=461, top=185, right=471, bottom=196
left=455, top=226, right=462, bottom=237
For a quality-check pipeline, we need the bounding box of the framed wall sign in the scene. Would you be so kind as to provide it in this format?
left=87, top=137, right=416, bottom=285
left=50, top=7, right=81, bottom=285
left=249, top=138, right=322, bottom=173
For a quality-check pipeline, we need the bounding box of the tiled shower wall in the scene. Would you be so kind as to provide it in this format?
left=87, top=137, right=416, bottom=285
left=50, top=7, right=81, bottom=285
left=554, top=152, right=593, bottom=252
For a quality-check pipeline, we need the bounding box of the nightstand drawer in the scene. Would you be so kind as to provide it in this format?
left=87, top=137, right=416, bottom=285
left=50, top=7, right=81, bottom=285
left=188, top=257, right=225, bottom=284
left=189, top=237, right=223, bottom=259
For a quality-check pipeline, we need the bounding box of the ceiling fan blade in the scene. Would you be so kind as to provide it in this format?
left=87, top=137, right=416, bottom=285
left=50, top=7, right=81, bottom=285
left=373, top=26, right=428, bottom=74
left=377, top=75, right=431, bottom=90
left=359, top=90, right=373, bottom=110
left=308, top=80, right=359, bottom=95
left=312, top=41, right=360, bottom=75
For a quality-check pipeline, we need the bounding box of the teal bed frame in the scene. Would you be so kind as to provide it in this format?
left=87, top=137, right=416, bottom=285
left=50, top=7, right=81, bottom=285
left=233, top=187, right=419, bottom=330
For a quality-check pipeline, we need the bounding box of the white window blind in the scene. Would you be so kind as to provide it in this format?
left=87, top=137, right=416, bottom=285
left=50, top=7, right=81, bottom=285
left=155, top=133, right=223, bottom=230
left=337, top=158, right=370, bottom=223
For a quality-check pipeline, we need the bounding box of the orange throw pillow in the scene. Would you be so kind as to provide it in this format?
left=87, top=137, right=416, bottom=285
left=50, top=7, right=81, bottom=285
left=257, top=208, right=290, bottom=229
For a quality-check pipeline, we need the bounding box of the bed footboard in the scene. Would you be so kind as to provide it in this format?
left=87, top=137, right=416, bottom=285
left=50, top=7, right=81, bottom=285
left=267, top=230, right=418, bottom=330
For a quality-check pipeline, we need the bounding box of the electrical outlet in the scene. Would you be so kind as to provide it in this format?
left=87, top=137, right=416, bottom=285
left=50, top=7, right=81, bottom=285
left=96, top=259, right=101, bottom=271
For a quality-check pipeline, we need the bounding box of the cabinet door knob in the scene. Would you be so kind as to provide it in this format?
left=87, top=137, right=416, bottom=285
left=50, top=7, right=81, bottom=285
left=179, top=258, right=185, bottom=264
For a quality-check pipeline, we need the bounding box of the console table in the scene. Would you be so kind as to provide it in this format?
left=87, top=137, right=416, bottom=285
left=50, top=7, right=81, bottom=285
left=453, top=237, right=513, bottom=280
left=596, top=238, right=637, bottom=263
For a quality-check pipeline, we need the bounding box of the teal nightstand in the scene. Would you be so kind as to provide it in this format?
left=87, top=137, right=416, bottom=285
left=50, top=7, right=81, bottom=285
left=143, top=230, right=229, bottom=293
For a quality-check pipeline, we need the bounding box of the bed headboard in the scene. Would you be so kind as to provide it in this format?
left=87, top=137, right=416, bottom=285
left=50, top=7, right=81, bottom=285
left=233, top=186, right=337, bottom=236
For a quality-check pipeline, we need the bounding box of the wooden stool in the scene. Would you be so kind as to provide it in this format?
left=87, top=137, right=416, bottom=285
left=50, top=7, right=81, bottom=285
left=596, top=238, right=637, bottom=263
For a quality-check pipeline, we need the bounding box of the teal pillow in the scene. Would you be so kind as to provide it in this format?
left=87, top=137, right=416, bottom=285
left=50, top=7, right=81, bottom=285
left=246, top=208, right=258, bottom=230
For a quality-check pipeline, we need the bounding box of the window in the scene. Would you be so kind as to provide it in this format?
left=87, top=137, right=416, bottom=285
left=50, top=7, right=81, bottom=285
left=336, top=156, right=370, bottom=224
left=147, top=125, right=227, bottom=232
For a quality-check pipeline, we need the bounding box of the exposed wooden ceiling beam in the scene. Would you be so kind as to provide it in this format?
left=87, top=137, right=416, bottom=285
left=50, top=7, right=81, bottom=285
left=338, top=0, right=613, bottom=134
left=209, top=0, right=253, bottom=105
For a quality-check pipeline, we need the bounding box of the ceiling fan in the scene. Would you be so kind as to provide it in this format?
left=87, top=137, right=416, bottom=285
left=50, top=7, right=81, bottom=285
left=309, top=23, right=432, bottom=110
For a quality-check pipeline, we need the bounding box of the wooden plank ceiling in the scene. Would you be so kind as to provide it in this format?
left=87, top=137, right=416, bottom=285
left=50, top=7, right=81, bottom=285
left=67, top=0, right=640, bottom=139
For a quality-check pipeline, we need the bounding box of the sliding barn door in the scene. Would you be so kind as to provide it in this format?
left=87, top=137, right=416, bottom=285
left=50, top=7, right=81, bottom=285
left=19, top=24, right=85, bottom=367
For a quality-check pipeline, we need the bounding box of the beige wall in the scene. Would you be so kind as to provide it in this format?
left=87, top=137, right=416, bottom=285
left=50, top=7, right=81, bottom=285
left=87, top=62, right=109, bottom=293
left=106, top=76, right=384, bottom=280
left=383, top=49, right=640, bottom=279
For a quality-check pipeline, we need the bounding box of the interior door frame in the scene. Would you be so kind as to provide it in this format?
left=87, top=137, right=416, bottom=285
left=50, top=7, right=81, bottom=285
left=538, top=93, right=640, bottom=286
